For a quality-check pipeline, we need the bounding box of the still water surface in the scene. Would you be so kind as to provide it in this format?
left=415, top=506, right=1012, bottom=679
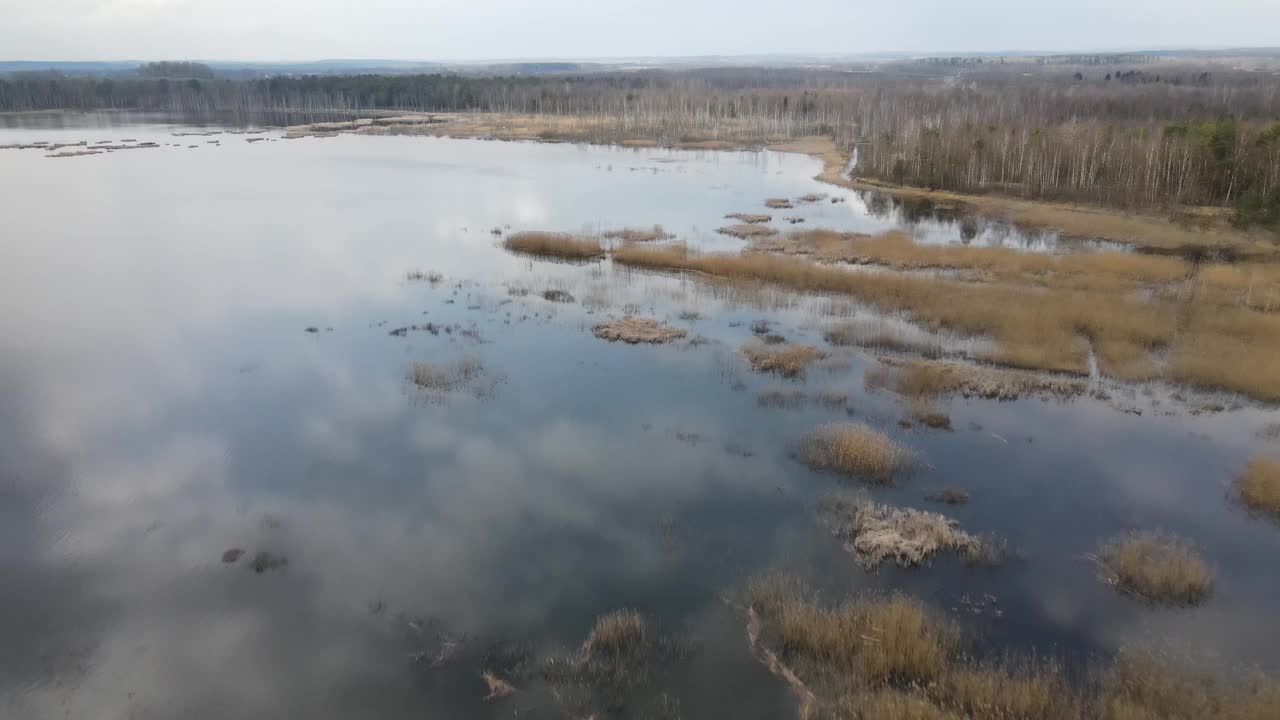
left=1, top=113, right=1278, bottom=719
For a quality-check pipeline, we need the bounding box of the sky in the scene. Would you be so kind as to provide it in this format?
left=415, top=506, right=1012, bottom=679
left=2, top=0, right=1279, bottom=62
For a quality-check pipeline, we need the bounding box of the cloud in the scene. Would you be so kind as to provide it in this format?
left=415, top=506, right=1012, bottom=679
left=0, top=0, right=1276, bottom=61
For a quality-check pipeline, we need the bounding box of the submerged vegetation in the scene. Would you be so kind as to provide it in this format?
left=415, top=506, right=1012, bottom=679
left=1097, top=531, right=1213, bottom=605
left=797, top=423, right=912, bottom=485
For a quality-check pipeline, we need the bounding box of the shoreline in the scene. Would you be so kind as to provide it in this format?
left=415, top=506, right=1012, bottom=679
left=284, top=111, right=1276, bottom=257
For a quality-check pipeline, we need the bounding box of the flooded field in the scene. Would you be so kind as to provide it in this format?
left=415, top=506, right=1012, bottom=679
left=2, top=113, right=1279, bottom=719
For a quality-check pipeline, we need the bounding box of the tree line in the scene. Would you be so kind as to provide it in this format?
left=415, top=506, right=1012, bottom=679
left=3, top=64, right=1277, bottom=226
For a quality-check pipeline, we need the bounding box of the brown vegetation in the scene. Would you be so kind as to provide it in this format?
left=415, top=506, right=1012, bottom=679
left=726, top=213, right=772, bottom=224
left=611, top=243, right=1280, bottom=401
left=796, top=423, right=912, bottom=484
left=592, top=317, right=687, bottom=344
left=1238, top=457, right=1280, bottom=517
left=818, top=495, right=992, bottom=570
left=503, top=231, right=603, bottom=260
left=765, top=198, right=794, bottom=209
left=741, top=342, right=826, bottom=378
left=582, top=610, right=647, bottom=659
left=1097, top=531, right=1213, bottom=605
left=742, top=574, right=1279, bottom=720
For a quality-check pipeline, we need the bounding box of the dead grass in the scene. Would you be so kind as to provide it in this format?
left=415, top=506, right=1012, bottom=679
left=741, top=342, right=826, bottom=378
left=741, top=572, right=1277, bottom=720
left=610, top=244, right=1189, bottom=387
left=1099, top=648, right=1280, bottom=720
left=1238, top=457, right=1280, bottom=516
left=936, top=659, right=1075, bottom=720
left=1097, top=531, right=1213, bottom=605
left=726, top=213, right=772, bottom=224
left=602, top=225, right=671, bottom=243
left=582, top=610, right=647, bottom=659
left=592, top=317, right=687, bottom=344
left=766, top=198, right=794, bottom=209
left=796, top=423, right=911, bottom=484
left=503, top=231, right=603, bottom=260
left=818, top=494, right=989, bottom=569
left=717, top=223, right=779, bottom=239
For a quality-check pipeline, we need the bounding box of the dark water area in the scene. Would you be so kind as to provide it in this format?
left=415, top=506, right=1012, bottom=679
left=2, top=114, right=1279, bottom=719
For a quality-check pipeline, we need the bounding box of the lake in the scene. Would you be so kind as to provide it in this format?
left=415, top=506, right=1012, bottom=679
left=1, top=112, right=1278, bottom=719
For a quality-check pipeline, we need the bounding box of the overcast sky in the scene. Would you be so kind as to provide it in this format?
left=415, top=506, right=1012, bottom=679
left=3, top=0, right=1278, bottom=62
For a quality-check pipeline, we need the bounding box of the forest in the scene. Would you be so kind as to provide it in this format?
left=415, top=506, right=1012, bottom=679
left=3, top=62, right=1279, bottom=227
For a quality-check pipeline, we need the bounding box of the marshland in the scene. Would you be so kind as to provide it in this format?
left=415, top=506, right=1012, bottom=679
left=2, top=85, right=1280, bottom=719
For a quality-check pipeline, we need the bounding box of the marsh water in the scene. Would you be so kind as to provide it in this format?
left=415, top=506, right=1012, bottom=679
left=2, top=113, right=1279, bottom=719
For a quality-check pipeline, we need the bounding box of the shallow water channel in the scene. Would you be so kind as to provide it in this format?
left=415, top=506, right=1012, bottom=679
left=1, top=113, right=1278, bottom=719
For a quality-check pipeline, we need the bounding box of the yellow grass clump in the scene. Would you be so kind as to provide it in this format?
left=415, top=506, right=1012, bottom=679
left=741, top=342, right=826, bottom=378
left=611, top=243, right=1280, bottom=400
left=740, top=572, right=1275, bottom=720
left=502, top=231, right=603, bottom=260
left=1099, top=648, right=1280, bottom=720
left=1238, top=457, right=1280, bottom=516
left=1097, top=531, right=1213, bottom=605
left=592, top=317, right=687, bottom=344
left=775, top=594, right=956, bottom=686
left=797, top=423, right=912, bottom=484
left=582, top=609, right=647, bottom=659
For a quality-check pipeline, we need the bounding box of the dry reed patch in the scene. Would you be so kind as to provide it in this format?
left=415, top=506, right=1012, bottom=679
left=786, top=229, right=1192, bottom=288
left=838, top=691, right=963, bottom=720
left=582, top=610, right=648, bottom=660
left=1238, top=457, right=1280, bottom=516
left=1169, top=320, right=1280, bottom=403
left=1097, top=531, right=1213, bottom=605
left=592, top=317, right=686, bottom=344
left=503, top=231, right=603, bottom=260
left=741, top=342, right=826, bottom=378
left=717, top=223, right=779, bottom=239
left=819, top=495, right=989, bottom=569
left=1099, top=648, right=1280, bottom=720
left=1200, top=262, right=1280, bottom=312
left=610, top=245, right=1176, bottom=389
left=798, top=424, right=912, bottom=484
left=725, top=212, right=772, bottom=224
left=934, top=659, right=1076, bottom=720
left=1094, top=337, right=1163, bottom=382
left=602, top=225, right=671, bottom=243
left=766, top=198, right=794, bottom=209
left=756, top=587, right=957, bottom=688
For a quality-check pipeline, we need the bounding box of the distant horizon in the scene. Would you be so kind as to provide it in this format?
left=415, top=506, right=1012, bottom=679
left=4, top=44, right=1280, bottom=67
